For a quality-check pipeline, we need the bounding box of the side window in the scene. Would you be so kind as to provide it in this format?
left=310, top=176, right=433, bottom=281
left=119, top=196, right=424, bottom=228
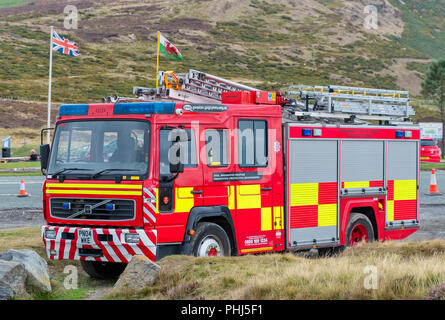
left=238, top=120, right=268, bottom=167
left=205, top=129, right=228, bottom=167
left=159, top=129, right=197, bottom=176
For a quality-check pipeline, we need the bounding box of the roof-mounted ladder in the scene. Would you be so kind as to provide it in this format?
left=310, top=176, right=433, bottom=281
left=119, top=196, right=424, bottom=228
left=132, top=69, right=259, bottom=103
left=285, top=85, right=415, bottom=122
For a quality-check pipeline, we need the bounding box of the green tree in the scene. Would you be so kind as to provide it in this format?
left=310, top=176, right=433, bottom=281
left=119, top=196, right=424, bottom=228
left=421, top=59, right=445, bottom=155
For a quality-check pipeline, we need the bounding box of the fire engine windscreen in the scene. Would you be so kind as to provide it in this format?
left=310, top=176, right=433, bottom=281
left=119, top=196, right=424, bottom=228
left=47, top=120, right=150, bottom=178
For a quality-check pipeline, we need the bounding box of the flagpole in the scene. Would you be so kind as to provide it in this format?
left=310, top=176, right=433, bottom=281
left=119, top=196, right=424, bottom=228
left=156, top=31, right=160, bottom=88
left=47, top=26, right=54, bottom=145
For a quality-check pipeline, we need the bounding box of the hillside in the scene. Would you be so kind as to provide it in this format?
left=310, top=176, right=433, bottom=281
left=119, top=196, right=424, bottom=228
left=0, top=0, right=444, bottom=145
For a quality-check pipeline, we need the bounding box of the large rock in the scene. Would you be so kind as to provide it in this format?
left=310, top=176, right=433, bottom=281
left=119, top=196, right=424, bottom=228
left=0, top=249, right=51, bottom=293
left=113, top=255, right=160, bottom=293
left=0, top=260, right=28, bottom=300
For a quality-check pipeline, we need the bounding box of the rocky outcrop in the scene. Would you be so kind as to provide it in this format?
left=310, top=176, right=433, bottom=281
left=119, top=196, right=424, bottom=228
left=0, top=260, right=28, bottom=300
left=0, top=249, right=51, bottom=300
left=112, top=255, right=160, bottom=293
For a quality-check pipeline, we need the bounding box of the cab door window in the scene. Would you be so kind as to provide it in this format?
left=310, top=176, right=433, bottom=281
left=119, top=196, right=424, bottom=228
left=238, top=120, right=268, bottom=167
left=205, top=129, right=228, bottom=167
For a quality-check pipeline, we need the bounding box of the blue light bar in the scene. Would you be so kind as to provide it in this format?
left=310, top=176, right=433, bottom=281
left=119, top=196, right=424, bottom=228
left=59, top=104, right=89, bottom=116
left=395, top=130, right=404, bottom=138
left=114, top=103, right=175, bottom=115
left=302, top=128, right=312, bottom=136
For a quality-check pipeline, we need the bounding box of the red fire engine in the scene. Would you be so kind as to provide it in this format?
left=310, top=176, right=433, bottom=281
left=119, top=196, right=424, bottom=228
left=40, top=70, right=420, bottom=279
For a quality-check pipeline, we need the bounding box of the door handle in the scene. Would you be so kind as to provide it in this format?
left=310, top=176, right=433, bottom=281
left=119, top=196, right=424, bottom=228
left=190, top=190, right=203, bottom=194
left=261, top=187, right=272, bottom=191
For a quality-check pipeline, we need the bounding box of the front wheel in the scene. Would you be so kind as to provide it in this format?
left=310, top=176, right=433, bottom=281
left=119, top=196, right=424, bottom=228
left=190, top=222, right=231, bottom=257
left=345, top=212, right=375, bottom=247
left=80, top=260, right=127, bottom=279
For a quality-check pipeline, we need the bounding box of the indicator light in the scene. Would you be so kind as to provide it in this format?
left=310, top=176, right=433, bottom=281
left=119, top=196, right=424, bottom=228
left=163, top=196, right=169, bottom=204
left=404, top=131, right=412, bottom=138
left=62, top=202, right=71, bottom=210
left=395, top=130, right=403, bottom=138
left=313, top=128, right=322, bottom=137
left=302, top=128, right=312, bottom=136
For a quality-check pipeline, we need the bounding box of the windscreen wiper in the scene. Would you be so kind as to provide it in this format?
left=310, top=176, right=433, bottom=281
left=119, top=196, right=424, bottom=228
left=91, top=168, right=139, bottom=179
left=51, top=168, right=92, bottom=177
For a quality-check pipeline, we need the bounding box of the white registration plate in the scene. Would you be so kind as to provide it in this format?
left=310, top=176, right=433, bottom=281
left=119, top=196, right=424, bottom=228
left=78, top=229, right=94, bottom=245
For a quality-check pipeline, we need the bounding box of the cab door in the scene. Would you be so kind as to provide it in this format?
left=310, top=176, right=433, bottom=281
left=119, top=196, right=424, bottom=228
left=233, top=118, right=279, bottom=254
left=155, top=125, right=203, bottom=244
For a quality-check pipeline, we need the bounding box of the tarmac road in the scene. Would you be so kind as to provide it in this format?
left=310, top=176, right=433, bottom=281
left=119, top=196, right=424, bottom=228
left=0, top=172, right=445, bottom=241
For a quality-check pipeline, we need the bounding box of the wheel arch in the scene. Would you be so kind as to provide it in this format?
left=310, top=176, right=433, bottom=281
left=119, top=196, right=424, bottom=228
left=348, top=207, right=378, bottom=241
left=183, top=205, right=237, bottom=255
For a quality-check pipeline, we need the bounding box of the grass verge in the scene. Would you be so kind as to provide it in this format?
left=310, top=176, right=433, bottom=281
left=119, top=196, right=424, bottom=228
left=2, top=227, right=445, bottom=300
left=420, top=162, right=445, bottom=171
left=108, top=240, right=445, bottom=300
left=0, top=161, right=40, bottom=169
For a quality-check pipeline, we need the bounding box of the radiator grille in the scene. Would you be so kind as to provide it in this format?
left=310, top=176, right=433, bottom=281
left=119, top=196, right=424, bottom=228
left=50, top=198, right=135, bottom=221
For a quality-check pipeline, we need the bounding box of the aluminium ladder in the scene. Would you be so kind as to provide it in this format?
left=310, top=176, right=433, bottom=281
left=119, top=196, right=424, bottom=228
left=285, top=85, right=415, bottom=121
left=132, top=69, right=259, bottom=103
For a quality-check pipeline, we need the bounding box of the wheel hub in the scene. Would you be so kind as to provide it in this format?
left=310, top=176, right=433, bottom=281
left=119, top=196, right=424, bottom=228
left=197, top=237, right=222, bottom=257
left=349, top=224, right=369, bottom=247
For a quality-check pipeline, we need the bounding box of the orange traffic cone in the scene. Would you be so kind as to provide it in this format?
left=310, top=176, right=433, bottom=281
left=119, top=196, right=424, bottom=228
left=426, top=168, right=442, bottom=196
left=17, top=180, right=29, bottom=198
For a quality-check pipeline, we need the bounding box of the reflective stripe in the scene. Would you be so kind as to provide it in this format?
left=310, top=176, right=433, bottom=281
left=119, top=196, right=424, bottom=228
left=174, top=187, right=194, bottom=212
left=343, top=181, right=370, bottom=189
left=318, top=203, right=337, bottom=226
left=241, top=247, right=273, bottom=253
left=387, top=200, right=394, bottom=222
left=394, top=180, right=417, bottom=200
left=237, top=185, right=261, bottom=209
left=143, top=206, right=157, bottom=223
left=46, top=189, right=142, bottom=195
left=260, top=207, right=272, bottom=231
left=290, top=183, right=318, bottom=206
left=46, top=183, right=142, bottom=189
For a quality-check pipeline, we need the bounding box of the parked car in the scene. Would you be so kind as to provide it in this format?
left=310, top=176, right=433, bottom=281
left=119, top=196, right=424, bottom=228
left=420, top=137, right=441, bottom=163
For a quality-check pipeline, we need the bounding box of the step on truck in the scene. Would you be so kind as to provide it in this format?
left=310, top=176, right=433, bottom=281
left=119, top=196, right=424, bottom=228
left=40, top=70, right=420, bottom=279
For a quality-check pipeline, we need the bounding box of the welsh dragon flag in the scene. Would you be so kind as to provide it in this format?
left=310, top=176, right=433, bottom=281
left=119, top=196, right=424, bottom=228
left=158, top=32, right=182, bottom=61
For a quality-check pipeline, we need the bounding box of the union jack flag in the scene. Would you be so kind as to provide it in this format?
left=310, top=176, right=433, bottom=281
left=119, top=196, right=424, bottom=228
left=52, top=31, right=79, bottom=57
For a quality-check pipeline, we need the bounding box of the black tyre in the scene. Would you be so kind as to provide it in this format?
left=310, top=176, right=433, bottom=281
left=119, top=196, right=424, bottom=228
left=345, top=212, right=375, bottom=247
left=80, top=260, right=127, bottom=280
left=190, top=222, right=231, bottom=257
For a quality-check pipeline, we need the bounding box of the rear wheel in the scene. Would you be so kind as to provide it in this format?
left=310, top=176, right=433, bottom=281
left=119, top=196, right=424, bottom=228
left=190, top=222, right=231, bottom=257
left=80, top=260, right=127, bottom=279
left=345, top=212, right=374, bottom=247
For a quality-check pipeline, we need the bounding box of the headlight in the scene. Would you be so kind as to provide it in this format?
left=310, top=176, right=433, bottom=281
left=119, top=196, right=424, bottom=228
left=125, top=233, right=140, bottom=244
left=45, top=230, right=57, bottom=239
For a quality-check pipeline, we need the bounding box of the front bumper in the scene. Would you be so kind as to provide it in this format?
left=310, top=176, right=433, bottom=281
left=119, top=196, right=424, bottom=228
left=41, top=226, right=157, bottom=263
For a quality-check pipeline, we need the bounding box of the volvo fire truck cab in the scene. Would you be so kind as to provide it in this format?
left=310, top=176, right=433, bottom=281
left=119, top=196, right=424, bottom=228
left=40, top=90, right=420, bottom=279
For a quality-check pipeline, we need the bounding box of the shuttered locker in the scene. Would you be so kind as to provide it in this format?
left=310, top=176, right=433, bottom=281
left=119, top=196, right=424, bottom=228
left=386, top=141, right=419, bottom=227
left=287, top=140, right=339, bottom=247
left=341, top=141, right=384, bottom=194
